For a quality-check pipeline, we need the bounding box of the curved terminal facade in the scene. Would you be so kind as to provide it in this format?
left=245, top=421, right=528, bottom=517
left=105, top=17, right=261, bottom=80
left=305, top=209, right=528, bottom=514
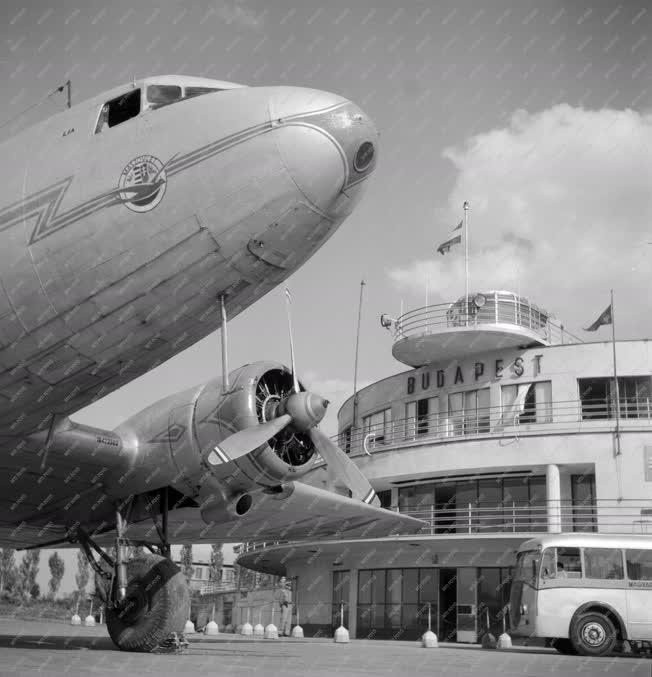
left=237, top=291, right=652, bottom=642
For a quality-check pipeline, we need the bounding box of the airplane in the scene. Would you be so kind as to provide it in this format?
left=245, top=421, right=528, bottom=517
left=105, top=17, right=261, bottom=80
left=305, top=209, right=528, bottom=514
left=0, top=75, right=424, bottom=651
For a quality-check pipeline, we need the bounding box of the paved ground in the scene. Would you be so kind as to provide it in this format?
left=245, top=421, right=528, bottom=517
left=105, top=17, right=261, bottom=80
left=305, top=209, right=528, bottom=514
left=0, top=619, right=650, bottom=677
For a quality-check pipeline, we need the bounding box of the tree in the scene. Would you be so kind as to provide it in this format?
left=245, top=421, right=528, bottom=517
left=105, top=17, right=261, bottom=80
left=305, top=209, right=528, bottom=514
left=0, top=548, right=16, bottom=592
left=16, top=551, right=39, bottom=599
left=233, top=563, right=256, bottom=590
left=48, top=552, right=65, bottom=598
left=75, top=549, right=90, bottom=603
left=29, top=582, right=40, bottom=600
left=209, top=544, right=224, bottom=583
left=180, top=545, right=194, bottom=586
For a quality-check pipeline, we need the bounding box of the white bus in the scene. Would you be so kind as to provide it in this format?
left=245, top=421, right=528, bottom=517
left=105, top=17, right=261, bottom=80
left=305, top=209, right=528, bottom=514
left=509, top=533, right=652, bottom=656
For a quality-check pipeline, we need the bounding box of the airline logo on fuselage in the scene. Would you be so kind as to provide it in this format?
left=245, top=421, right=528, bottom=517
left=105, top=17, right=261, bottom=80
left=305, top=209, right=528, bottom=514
left=117, top=155, right=168, bottom=212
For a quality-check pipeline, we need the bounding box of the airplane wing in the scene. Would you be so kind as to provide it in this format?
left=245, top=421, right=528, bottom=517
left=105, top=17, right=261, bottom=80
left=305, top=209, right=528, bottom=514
left=82, top=481, right=426, bottom=547
left=198, top=480, right=426, bottom=542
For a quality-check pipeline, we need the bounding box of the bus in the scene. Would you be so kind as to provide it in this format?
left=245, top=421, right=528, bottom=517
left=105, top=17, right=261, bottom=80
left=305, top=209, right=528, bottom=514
left=509, top=533, right=652, bottom=656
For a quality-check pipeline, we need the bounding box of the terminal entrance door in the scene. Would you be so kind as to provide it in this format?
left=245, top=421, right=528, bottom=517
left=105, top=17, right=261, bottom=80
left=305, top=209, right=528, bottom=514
left=456, top=568, right=478, bottom=643
left=438, top=568, right=457, bottom=642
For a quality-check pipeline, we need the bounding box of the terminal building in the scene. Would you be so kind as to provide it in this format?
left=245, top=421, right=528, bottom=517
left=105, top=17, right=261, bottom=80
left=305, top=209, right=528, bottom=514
left=236, top=291, right=652, bottom=642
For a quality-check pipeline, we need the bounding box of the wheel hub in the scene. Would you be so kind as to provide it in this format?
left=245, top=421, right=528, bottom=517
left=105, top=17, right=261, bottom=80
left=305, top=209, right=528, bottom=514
left=582, top=622, right=606, bottom=646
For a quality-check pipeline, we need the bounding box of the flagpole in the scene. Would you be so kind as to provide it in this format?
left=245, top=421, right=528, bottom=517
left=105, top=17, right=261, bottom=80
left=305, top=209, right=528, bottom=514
left=611, top=289, right=621, bottom=457
left=463, top=201, right=470, bottom=326
left=352, top=280, right=366, bottom=436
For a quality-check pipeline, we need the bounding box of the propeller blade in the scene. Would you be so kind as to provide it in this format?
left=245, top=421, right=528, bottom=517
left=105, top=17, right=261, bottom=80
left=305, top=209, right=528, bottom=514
left=284, top=287, right=300, bottom=394
left=207, top=414, right=292, bottom=466
left=309, top=428, right=380, bottom=507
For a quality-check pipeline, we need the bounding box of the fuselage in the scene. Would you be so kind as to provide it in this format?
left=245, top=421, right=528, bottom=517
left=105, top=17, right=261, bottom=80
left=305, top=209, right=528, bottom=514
left=0, top=75, right=378, bottom=439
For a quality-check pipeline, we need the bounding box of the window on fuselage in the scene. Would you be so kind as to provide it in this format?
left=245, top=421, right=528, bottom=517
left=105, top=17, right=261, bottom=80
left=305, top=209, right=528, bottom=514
left=185, top=86, right=222, bottom=98
left=147, top=84, right=182, bottom=110
left=95, top=89, right=141, bottom=133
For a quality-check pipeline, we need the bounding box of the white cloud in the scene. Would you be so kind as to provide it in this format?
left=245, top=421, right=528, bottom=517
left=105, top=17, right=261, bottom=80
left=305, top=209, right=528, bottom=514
left=389, top=105, right=652, bottom=337
left=217, top=2, right=264, bottom=30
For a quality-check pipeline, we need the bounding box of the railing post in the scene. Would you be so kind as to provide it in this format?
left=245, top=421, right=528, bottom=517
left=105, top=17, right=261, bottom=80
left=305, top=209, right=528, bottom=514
left=468, top=502, right=472, bottom=534
left=430, top=505, right=434, bottom=536
left=512, top=501, right=516, bottom=533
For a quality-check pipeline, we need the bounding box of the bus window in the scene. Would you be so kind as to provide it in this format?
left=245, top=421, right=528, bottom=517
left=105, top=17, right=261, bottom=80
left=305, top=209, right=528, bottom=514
left=584, top=548, right=624, bottom=579
left=95, top=89, right=141, bottom=133
left=626, top=549, right=652, bottom=580
left=514, top=550, right=539, bottom=585
left=541, top=547, right=581, bottom=578
left=558, top=547, right=581, bottom=577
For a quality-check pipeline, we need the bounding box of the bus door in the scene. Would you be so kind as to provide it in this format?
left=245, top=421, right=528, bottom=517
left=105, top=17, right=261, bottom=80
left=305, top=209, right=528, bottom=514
left=625, top=548, right=652, bottom=640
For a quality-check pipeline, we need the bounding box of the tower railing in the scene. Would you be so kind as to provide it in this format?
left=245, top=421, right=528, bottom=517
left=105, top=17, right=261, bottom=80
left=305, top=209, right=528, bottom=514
left=391, top=292, right=582, bottom=345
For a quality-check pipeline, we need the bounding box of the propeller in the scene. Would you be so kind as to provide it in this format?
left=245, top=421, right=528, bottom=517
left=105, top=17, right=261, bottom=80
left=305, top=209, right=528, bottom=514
left=309, top=428, right=378, bottom=506
left=206, top=286, right=380, bottom=507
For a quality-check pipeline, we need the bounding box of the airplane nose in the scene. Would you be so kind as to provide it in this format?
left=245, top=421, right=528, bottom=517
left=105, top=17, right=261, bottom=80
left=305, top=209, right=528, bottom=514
left=269, top=88, right=379, bottom=214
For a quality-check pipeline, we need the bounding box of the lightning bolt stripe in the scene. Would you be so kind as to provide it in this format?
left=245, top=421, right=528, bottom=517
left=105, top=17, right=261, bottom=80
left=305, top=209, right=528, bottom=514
left=0, top=120, right=275, bottom=246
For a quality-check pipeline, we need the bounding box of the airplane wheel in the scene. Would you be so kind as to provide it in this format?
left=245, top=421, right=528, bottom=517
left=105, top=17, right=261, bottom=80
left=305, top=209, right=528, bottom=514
left=106, top=554, right=189, bottom=652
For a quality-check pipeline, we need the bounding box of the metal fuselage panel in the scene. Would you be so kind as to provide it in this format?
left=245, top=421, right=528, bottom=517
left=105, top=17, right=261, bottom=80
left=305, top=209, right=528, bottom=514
left=0, top=81, right=377, bottom=546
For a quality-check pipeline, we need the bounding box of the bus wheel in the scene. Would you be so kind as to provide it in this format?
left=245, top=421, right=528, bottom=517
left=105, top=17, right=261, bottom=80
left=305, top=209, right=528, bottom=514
left=570, top=612, right=617, bottom=657
left=550, top=638, right=578, bottom=655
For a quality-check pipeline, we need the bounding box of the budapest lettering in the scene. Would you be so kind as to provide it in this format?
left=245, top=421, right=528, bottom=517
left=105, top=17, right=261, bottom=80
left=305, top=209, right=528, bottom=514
left=407, top=356, right=526, bottom=395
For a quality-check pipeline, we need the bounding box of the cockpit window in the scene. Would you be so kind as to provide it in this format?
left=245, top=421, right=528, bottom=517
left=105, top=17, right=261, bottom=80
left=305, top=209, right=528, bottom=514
left=95, top=89, right=141, bottom=134
left=185, top=86, right=222, bottom=98
left=147, top=84, right=183, bottom=109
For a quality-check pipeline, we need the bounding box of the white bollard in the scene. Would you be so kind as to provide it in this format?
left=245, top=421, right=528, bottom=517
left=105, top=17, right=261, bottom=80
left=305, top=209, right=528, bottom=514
left=264, top=623, right=278, bottom=639
left=184, top=619, right=196, bottom=634
left=334, top=625, right=349, bottom=643
left=334, top=603, right=349, bottom=643
left=422, top=630, right=438, bottom=648
left=253, top=623, right=264, bottom=637
left=497, top=632, right=512, bottom=649
left=70, top=614, right=81, bottom=626
left=241, top=607, right=253, bottom=635
left=291, top=625, right=304, bottom=638
left=84, top=615, right=96, bottom=627
left=205, top=620, right=219, bottom=635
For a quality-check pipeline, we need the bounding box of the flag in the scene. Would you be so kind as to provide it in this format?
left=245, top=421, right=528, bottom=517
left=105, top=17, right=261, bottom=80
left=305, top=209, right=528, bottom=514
left=436, top=220, right=463, bottom=255
left=584, top=304, right=612, bottom=331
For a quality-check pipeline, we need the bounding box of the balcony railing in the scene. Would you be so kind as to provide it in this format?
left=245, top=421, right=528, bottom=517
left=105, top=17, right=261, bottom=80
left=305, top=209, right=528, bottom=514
left=199, top=580, right=238, bottom=595
left=235, top=499, right=652, bottom=557
left=390, top=292, right=582, bottom=345
left=334, top=397, right=652, bottom=458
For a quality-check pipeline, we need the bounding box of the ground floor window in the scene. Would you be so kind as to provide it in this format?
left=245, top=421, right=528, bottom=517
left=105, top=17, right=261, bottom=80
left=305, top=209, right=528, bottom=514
left=357, top=568, right=437, bottom=640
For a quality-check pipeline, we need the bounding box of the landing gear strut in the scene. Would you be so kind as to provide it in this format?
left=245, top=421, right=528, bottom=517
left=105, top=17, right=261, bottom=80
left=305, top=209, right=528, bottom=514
left=76, top=491, right=189, bottom=652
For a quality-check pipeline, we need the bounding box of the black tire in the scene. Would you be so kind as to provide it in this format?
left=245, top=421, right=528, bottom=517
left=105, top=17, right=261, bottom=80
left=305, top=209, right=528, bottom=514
left=106, top=554, right=189, bottom=652
left=550, top=638, right=578, bottom=655
left=569, top=612, right=617, bottom=657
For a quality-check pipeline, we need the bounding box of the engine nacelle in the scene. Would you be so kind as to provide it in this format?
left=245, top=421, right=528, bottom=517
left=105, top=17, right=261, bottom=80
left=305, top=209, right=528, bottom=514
left=111, top=362, right=317, bottom=503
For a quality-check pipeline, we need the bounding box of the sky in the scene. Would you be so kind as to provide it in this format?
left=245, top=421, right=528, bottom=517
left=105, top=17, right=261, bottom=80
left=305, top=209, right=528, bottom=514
left=2, top=0, right=652, bottom=594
